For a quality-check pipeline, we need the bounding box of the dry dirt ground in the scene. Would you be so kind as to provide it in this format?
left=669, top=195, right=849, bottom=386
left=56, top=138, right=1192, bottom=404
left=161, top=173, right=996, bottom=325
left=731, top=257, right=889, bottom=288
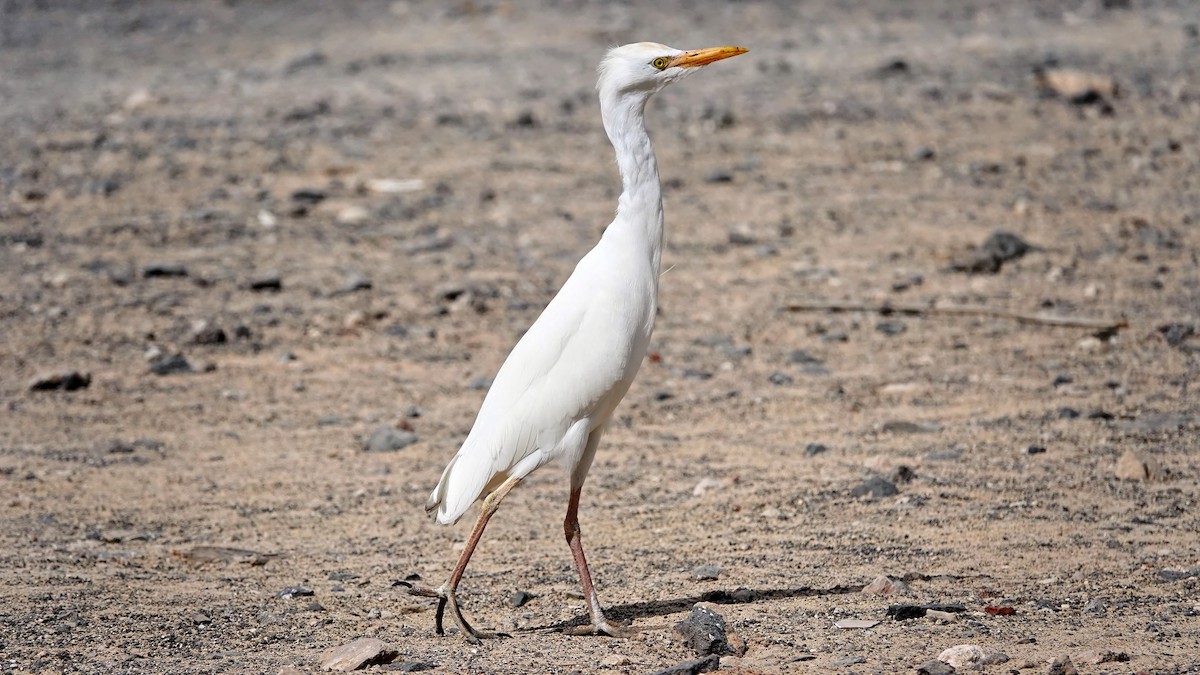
left=2, top=1, right=1200, bottom=673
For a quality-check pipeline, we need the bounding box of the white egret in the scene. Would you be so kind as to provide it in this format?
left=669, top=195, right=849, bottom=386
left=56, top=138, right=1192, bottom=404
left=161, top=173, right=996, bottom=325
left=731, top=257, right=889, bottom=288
left=404, top=42, right=748, bottom=642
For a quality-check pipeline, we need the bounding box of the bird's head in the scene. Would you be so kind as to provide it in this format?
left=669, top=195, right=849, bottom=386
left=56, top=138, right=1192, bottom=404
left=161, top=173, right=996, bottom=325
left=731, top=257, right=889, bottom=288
left=597, top=42, right=748, bottom=100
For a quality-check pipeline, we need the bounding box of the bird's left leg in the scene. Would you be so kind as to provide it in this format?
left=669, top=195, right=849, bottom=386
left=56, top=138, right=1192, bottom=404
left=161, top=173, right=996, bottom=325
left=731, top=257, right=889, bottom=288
left=561, top=485, right=636, bottom=638
left=404, top=475, right=523, bottom=643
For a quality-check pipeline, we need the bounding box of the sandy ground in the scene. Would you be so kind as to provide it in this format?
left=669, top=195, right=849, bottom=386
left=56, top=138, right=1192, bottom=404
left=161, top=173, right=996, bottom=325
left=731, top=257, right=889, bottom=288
left=2, top=1, right=1200, bottom=673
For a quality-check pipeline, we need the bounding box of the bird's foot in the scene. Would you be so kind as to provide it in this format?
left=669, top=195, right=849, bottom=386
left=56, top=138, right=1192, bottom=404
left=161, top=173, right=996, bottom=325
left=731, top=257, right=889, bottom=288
left=445, top=590, right=511, bottom=644
left=395, top=578, right=508, bottom=643
left=562, top=618, right=638, bottom=638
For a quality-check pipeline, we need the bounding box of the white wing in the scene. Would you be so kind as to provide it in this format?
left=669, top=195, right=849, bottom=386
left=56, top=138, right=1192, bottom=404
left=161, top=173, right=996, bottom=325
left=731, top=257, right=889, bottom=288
left=426, top=241, right=655, bottom=524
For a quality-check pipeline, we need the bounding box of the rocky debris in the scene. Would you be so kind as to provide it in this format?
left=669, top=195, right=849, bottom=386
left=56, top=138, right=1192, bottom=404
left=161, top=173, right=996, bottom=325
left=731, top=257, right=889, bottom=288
left=318, top=637, right=399, bottom=671
left=1157, top=566, right=1200, bottom=582
left=142, top=262, right=188, bottom=278
left=249, top=273, right=283, bottom=292
left=875, top=320, right=907, bottom=336
left=805, top=443, right=828, bottom=456
left=509, top=590, right=536, bottom=608
left=1114, top=449, right=1161, bottom=481
left=915, top=659, right=954, bottom=675
left=881, top=420, right=941, bottom=434
left=852, top=476, right=898, bottom=499
left=1158, top=323, right=1195, bottom=348
left=190, top=321, right=227, bottom=345
left=887, top=603, right=966, bottom=620
left=650, top=655, right=720, bottom=675
left=936, top=645, right=983, bottom=670
left=29, top=370, right=91, bottom=391
left=673, top=604, right=744, bottom=657
left=363, top=425, right=418, bottom=453
left=331, top=272, right=372, bottom=297
left=148, top=352, right=195, bottom=376
left=1025, top=445, right=1047, bottom=455
left=283, top=48, right=327, bottom=74
left=1046, top=655, right=1078, bottom=675
left=691, top=564, right=721, bottom=581
left=1071, top=650, right=1129, bottom=665
left=768, top=371, right=794, bottom=385
left=832, top=655, right=867, bottom=666
left=862, top=575, right=908, bottom=596
left=950, top=230, right=1034, bottom=274
left=277, top=586, right=314, bottom=599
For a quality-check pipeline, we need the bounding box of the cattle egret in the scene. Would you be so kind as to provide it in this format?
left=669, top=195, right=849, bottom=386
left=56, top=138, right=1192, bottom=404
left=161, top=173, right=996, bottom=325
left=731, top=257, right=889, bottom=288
left=404, top=42, right=748, bottom=642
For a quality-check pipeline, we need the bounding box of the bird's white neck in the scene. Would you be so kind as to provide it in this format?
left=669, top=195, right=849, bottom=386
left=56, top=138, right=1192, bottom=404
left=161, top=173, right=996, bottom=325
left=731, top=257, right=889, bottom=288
left=600, top=89, right=664, bottom=273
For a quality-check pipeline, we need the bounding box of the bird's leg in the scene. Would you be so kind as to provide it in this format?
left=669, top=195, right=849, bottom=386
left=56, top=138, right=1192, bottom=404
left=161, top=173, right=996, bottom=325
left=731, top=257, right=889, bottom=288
left=406, top=475, right=523, bottom=643
left=561, top=486, right=636, bottom=638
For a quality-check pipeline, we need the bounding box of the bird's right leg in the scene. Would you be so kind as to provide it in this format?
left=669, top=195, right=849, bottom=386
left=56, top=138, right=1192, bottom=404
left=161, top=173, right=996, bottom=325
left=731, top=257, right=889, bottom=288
left=404, top=475, right=523, bottom=643
left=561, top=485, right=637, bottom=638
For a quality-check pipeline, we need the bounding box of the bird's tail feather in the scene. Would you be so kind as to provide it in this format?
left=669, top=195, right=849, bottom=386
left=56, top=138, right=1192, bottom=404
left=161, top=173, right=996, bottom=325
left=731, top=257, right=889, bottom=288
left=425, top=450, right=502, bottom=525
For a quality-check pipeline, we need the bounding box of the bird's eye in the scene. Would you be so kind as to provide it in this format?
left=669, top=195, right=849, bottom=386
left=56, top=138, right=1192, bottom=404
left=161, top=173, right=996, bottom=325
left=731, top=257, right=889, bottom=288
left=651, top=57, right=669, bottom=70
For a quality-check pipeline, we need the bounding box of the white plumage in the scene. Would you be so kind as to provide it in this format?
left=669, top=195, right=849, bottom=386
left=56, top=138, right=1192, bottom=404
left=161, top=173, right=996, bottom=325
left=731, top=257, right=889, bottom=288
left=406, top=41, right=748, bottom=643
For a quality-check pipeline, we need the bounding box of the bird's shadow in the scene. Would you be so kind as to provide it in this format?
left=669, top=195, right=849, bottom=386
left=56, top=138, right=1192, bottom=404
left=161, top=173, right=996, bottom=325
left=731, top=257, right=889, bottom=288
left=524, top=585, right=859, bottom=634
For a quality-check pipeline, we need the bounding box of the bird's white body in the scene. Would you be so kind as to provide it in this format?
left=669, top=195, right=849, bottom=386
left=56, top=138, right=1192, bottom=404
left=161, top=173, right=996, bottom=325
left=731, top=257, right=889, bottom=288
left=426, top=44, right=678, bottom=525
left=409, top=42, right=746, bottom=641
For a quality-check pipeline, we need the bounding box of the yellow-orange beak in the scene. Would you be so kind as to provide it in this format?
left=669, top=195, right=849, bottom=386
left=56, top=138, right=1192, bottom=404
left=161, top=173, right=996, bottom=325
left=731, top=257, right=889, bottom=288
left=668, top=46, right=749, bottom=69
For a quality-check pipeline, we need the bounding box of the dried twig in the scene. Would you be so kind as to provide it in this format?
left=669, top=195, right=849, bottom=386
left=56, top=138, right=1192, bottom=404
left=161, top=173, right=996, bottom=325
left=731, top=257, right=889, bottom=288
left=784, top=299, right=1127, bottom=333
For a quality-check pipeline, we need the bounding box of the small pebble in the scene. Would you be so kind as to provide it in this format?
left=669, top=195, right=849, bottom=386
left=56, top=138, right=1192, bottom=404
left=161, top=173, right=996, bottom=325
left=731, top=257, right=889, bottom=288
left=851, top=476, right=898, bottom=499
left=915, top=659, right=954, bottom=675
left=29, top=371, right=91, bottom=392
left=364, top=425, right=419, bottom=453
left=510, top=590, right=536, bottom=608
left=691, top=564, right=721, bottom=581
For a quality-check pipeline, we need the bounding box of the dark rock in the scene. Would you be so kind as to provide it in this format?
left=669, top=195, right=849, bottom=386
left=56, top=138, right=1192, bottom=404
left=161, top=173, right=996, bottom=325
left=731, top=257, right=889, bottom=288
left=1157, top=567, right=1200, bottom=582
left=654, top=391, right=675, bottom=401
left=1057, top=407, right=1081, bottom=419
left=912, top=145, right=936, bottom=161
left=705, top=170, right=734, bottom=184
left=277, top=586, right=314, bottom=599
left=282, top=100, right=330, bottom=123
left=1158, top=323, right=1195, bottom=347
left=890, top=465, right=917, bottom=483
left=915, top=659, right=955, bottom=675
left=730, top=588, right=756, bottom=603
left=29, top=371, right=91, bottom=392
left=290, top=188, right=327, bottom=205
left=852, top=476, right=899, bottom=499
left=650, top=655, right=720, bottom=675
left=103, top=439, right=135, bottom=454
left=804, top=443, right=828, bottom=457
left=1025, top=445, right=1047, bottom=455
left=1052, top=374, right=1073, bottom=386
left=283, top=48, right=327, bottom=74
left=142, top=262, right=188, bottom=278
left=674, top=605, right=738, bottom=656
left=249, top=273, right=283, bottom=292
left=768, top=371, right=794, bottom=385
left=148, top=353, right=195, bottom=376
left=510, top=590, right=536, bottom=608
left=887, top=604, right=929, bottom=620
left=877, top=58, right=910, bottom=76
left=317, top=414, right=346, bottom=427
left=789, top=349, right=823, bottom=365
left=468, top=376, right=493, bottom=391
left=875, top=320, right=906, bottom=336
left=681, top=368, right=713, bottom=380
left=364, top=425, right=418, bottom=453
left=191, top=324, right=227, bottom=345
left=951, top=230, right=1034, bottom=274
left=881, top=420, right=940, bottom=434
